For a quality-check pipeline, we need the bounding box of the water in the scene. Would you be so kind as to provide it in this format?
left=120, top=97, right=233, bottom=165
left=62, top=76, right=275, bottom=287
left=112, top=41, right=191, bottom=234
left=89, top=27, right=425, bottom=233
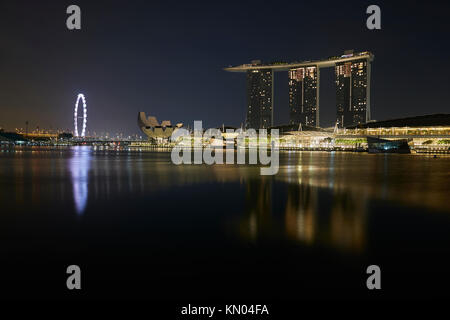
left=1, top=146, right=450, bottom=301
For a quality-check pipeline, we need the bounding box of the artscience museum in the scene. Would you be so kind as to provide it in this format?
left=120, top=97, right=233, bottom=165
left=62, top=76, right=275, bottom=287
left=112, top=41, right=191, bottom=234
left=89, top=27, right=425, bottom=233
left=138, top=112, right=183, bottom=141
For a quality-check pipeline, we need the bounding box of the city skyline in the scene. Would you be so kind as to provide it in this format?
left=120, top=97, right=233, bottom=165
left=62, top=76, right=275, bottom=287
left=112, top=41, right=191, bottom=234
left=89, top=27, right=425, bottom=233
left=1, top=1, right=450, bottom=135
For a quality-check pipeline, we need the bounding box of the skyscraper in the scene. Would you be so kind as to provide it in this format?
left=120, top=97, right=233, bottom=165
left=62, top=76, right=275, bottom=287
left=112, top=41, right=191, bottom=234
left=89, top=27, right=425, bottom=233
left=226, top=51, right=373, bottom=129
left=246, top=69, right=273, bottom=129
left=288, top=66, right=319, bottom=127
left=335, top=58, right=371, bottom=127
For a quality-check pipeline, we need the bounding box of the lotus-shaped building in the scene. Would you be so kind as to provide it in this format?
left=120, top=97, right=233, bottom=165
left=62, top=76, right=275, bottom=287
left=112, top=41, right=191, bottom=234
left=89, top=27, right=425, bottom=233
left=138, top=112, right=183, bottom=140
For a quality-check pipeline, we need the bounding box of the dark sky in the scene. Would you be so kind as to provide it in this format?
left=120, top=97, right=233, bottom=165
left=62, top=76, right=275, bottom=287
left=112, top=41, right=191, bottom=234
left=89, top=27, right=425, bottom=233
left=1, top=0, right=449, bottom=135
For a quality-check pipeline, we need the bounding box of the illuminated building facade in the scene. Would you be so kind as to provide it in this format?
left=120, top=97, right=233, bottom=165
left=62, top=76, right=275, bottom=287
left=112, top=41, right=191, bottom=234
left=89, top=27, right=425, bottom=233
left=335, top=59, right=371, bottom=127
left=246, top=69, right=274, bottom=129
left=289, top=66, right=319, bottom=127
left=226, top=51, right=374, bottom=129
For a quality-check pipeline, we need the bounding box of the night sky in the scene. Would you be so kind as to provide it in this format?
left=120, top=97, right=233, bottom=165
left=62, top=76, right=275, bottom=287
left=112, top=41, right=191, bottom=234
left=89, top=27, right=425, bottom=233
left=1, top=0, right=449, bottom=136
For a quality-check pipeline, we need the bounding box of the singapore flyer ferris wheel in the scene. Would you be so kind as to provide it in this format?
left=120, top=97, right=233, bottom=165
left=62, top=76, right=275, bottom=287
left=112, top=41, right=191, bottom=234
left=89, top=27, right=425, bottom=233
left=74, top=93, right=87, bottom=137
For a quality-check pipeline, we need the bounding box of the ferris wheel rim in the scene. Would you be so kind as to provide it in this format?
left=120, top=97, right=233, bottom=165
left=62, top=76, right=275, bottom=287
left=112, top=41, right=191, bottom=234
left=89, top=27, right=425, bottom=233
left=74, top=93, right=87, bottom=137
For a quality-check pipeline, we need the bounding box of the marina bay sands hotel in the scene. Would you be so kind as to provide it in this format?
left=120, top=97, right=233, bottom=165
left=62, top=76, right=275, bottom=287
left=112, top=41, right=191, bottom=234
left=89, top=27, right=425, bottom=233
left=225, top=50, right=374, bottom=129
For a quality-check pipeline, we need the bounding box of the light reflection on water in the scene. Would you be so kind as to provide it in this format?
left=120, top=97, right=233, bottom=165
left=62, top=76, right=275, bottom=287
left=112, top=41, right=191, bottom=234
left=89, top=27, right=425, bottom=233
left=1, top=148, right=449, bottom=255
left=237, top=179, right=367, bottom=253
left=69, top=146, right=91, bottom=215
